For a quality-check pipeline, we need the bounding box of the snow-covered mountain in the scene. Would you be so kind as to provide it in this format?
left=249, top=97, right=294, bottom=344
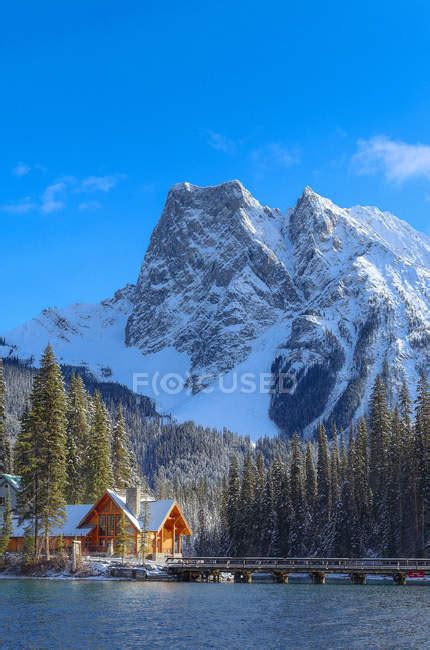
left=2, top=181, right=429, bottom=438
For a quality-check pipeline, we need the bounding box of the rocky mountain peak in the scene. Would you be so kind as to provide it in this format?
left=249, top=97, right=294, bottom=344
left=2, top=181, right=429, bottom=439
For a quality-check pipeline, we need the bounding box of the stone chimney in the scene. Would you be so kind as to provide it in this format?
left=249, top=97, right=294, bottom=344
left=126, top=486, right=141, bottom=518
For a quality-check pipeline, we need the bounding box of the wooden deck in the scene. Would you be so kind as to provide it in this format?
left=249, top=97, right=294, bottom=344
left=165, top=557, right=430, bottom=584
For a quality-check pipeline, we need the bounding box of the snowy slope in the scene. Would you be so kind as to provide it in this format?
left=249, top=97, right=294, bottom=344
left=1, top=181, right=429, bottom=438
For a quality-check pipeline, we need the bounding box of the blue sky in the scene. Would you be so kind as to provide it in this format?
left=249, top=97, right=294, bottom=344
left=2, top=0, right=430, bottom=330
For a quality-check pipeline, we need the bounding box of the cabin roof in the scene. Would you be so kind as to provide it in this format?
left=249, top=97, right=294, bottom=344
left=141, top=499, right=175, bottom=531
left=78, top=490, right=191, bottom=534
left=0, top=474, right=22, bottom=491
left=12, top=504, right=94, bottom=538
left=106, top=489, right=141, bottom=530
left=108, top=492, right=177, bottom=532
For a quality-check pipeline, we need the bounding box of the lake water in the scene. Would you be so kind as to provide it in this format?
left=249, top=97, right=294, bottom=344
left=1, top=579, right=429, bottom=649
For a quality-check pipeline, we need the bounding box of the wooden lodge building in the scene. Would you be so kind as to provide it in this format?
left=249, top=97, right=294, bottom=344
left=7, top=483, right=192, bottom=559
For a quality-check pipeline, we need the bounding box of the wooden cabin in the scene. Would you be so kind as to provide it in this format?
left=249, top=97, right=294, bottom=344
left=9, top=487, right=192, bottom=559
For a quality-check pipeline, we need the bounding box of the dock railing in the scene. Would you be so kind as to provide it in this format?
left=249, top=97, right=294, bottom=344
left=166, top=556, right=430, bottom=574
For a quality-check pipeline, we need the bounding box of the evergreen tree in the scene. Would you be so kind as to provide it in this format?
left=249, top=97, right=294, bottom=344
left=223, top=456, right=241, bottom=554
left=384, top=408, right=402, bottom=556
left=415, top=371, right=430, bottom=554
left=115, top=513, right=132, bottom=562
left=330, top=437, right=340, bottom=515
left=369, top=375, right=390, bottom=505
left=0, top=359, right=12, bottom=474
left=398, top=381, right=418, bottom=555
left=86, top=391, right=113, bottom=501
left=368, top=374, right=391, bottom=547
left=353, top=418, right=371, bottom=554
left=15, top=345, right=67, bottom=560
left=260, top=471, right=276, bottom=555
left=303, top=442, right=317, bottom=553
left=304, top=443, right=317, bottom=512
left=336, top=431, right=356, bottom=555
left=111, top=406, right=134, bottom=489
left=254, top=452, right=266, bottom=555
left=237, top=453, right=256, bottom=555
left=339, top=428, right=348, bottom=482
left=14, top=407, right=39, bottom=556
left=288, top=434, right=305, bottom=555
left=316, top=423, right=334, bottom=553
left=65, top=374, right=90, bottom=503
left=270, top=455, right=289, bottom=556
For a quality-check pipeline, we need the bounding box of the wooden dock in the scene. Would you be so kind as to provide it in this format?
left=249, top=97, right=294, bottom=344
left=165, top=557, right=430, bottom=585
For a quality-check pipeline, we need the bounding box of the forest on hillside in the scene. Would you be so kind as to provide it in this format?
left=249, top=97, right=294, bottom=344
left=1, top=349, right=429, bottom=558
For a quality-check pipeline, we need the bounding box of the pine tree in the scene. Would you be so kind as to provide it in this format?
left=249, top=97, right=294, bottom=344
left=237, top=453, right=256, bottom=555
left=316, top=424, right=331, bottom=518
left=303, top=442, right=317, bottom=553
left=369, top=375, right=390, bottom=504
left=260, top=470, right=276, bottom=555
left=330, top=437, right=340, bottom=515
left=15, top=345, right=68, bottom=560
left=270, top=455, right=289, bottom=556
left=398, top=381, right=418, bottom=555
left=353, top=418, right=371, bottom=554
left=85, top=391, right=113, bottom=501
left=368, top=374, right=391, bottom=548
left=14, top=407, right=39, bottom=556
left=339, top=428, right=348, bottom=482
left=333, top=428, right=355, bottom=555
left=316, top=423, right=334, bottom=553
left=115, top=513, right=132, bottom=562
left=304, top=443, right=317, bottom=512
left=65, top=374, right=90, bottom=503
left=330, top=436, right=343, bottom=553
left=0, top=359, right=12, bottom=474
left=415, top=371, right=430, bottom=555
left=254, top=452, right=266, bottom=555
left=288, top=434, right=305, bottom=555
left=112, top=406, right=134, bottom=489
left=223, top=456, right=241, bottom=554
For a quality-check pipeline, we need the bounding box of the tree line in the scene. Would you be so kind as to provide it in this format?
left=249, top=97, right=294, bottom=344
left=209, top=373, right=430, bottom=558
left=0, top=346, right=137, bottom=559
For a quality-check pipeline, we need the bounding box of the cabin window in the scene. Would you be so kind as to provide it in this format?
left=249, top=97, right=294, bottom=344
left=97, top=514, right=123, bottom=547
left=0, top=497, right=5, bottom=506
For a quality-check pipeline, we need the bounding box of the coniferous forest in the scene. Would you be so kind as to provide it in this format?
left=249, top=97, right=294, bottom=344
left=1, top=347, right=430, bottom=559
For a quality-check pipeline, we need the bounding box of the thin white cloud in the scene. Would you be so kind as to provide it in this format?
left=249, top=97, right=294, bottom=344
left=251, top=143, right=299, bottom=171
left=81, top=174, right=124, bottom=192
left=206, top=130, right=237, bottom=154
left=41, top=182, right=66, bottom=214
left=12, top=163, right=31, bottom=177
left=2, top=170, right=124, bottom=216
left=354, top=135, right=430, bottom=182
left=1, top=197, right=37, bottom=214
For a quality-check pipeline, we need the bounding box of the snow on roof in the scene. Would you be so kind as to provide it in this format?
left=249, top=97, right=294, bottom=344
left=144, top=499, right=175, bottom=531
left=0, top=474, right=22, bottom=491
left=107, top=491, right=176, bottom=532
left=107, top=491, right=175, bottom=532
left=12, top=504, right=94, bottom=538
left=106, top=489, right=141, bottom=531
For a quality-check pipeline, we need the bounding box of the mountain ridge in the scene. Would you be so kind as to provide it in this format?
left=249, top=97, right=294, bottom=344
left=2, top=181, right=429, bottom=438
